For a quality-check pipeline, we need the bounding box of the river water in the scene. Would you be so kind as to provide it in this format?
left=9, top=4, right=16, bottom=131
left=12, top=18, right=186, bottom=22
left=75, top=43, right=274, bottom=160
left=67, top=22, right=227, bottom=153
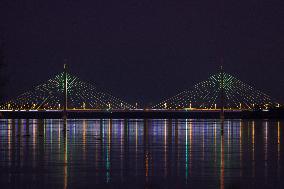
left=0, top=119, right=283, bottom=188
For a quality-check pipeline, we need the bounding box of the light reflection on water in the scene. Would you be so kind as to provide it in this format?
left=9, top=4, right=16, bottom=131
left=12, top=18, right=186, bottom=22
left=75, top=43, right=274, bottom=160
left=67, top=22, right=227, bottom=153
left=0, top=119, right=283, bottom=188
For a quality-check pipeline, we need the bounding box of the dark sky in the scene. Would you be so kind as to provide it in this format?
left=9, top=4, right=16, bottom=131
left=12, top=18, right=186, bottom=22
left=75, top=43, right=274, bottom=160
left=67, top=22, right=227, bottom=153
left=0, top=0, right=283, bottom=106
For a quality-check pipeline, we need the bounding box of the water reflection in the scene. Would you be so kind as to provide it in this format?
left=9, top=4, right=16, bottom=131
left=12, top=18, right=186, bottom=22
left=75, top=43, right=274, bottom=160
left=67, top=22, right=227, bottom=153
left=0, top=119, right=283, bottom=188
left=63, top=119, right=68, bottom=189
left=220, top=121, right=224, bottom=189
left=278, top=121, right=281, bottom=179
left=252, top=121, right=255, bottom=178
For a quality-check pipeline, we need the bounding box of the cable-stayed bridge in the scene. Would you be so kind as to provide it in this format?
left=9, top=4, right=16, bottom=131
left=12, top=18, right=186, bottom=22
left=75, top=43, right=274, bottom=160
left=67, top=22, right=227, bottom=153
left=0, top=66, right=281, bottom=118
left=152, top=71, right=280, bottom=110
left=0, top=67, right=134, bottom=111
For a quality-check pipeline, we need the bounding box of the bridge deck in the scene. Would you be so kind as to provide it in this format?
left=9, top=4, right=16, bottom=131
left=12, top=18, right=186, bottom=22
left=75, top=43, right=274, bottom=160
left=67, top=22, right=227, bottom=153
left=1, top=109, right=283, bottom=119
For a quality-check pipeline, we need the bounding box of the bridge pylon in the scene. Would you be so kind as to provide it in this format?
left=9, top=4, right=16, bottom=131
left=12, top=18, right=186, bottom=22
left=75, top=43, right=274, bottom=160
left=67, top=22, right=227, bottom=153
left=63, top=64, right=67, bottom=119
left=220, top=66, right=225, bottom=121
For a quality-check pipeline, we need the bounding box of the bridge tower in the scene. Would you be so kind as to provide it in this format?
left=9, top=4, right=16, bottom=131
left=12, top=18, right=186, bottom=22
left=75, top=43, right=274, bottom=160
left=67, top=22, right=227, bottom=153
left=220, top=66, right=224, bottom=119
left=220, top=66, right=225, bottom=134
left=63, top=64, right=67, bottom=119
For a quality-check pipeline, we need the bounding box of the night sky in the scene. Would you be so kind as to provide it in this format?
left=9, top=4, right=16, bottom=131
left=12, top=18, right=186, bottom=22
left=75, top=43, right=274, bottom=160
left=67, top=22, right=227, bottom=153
left=0, top=0, right=283, bottom=106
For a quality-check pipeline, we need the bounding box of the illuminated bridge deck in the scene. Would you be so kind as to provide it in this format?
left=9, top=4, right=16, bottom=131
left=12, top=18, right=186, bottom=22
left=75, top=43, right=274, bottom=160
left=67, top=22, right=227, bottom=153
left=1, top=109, right=283, bottom=119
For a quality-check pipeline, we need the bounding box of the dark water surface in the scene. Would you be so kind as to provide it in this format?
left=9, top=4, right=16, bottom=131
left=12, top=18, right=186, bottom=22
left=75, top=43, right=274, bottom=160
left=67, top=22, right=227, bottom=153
left=0, top=119, right=283, bottom=189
